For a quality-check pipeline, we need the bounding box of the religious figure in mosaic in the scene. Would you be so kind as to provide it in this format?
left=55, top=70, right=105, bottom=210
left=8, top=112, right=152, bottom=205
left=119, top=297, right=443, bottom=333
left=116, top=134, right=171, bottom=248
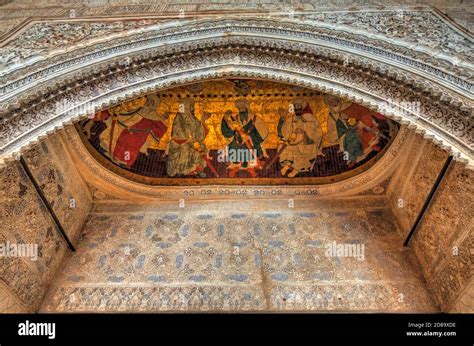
left=221, top=99, right=268, bottom=177
left=277, top=99, right=323, bottom=177
left=166, top=99, right=209, bottom=177
left=97, top=94, right=169, bottom=167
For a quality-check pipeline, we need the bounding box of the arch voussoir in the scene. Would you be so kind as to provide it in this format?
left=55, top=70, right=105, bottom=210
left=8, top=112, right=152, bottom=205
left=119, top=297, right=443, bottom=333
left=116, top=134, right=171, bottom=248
left=0, top=18, right=472, bottom=167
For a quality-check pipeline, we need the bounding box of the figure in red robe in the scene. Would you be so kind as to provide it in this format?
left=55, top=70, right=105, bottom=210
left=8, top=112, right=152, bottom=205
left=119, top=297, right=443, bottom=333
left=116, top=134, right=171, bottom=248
left=99, top=94, right=169, bottom=167
left=113, top=117, right=167, bottom=166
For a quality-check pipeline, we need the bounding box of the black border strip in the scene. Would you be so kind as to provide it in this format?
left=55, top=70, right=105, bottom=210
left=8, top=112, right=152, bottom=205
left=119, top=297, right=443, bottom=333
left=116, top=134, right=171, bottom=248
left=18, top=156, right=75, bottom=252
left=404, top=155, right=454, bottom=247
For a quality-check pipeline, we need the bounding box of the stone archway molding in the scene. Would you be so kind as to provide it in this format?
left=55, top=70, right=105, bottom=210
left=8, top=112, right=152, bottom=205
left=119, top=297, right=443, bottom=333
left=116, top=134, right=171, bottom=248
left=0, top=14, right=472, bottom=167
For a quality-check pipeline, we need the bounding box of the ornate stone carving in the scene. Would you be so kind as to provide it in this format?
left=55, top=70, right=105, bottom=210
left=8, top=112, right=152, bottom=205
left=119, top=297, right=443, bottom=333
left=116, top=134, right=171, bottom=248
left=0, top=281, right=28, bottom=313
left=0, top=15, right=472, bottom=168
left=388, top=145, right=473, bottom=312
left=450, top=280, right=474, bottom=313
left=430, top=230, right=473, bottom=311
left=1, top=11, right=472, bottom=79
left=0, top=19, right=163, bottom=70
left=41, top=208, right=436, bottom=312
left=306, top=10, right=473, bottom=64
left=22, top=137, right=92, bottom=241
left=0, top=143, right=90, bottom=311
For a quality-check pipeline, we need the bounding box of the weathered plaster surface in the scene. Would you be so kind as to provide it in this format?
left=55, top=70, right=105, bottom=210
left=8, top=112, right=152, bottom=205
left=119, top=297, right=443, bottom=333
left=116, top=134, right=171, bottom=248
left=388, top=137, right=473, bottom=312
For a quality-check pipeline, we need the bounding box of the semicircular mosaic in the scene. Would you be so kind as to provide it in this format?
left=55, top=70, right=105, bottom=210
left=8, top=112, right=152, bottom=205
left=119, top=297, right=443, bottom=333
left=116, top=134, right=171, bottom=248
left=77, top=79, right=399, bottom=185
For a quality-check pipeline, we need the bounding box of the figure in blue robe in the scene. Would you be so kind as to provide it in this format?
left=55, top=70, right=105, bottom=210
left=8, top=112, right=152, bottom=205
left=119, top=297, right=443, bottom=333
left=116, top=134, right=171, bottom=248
left=336, top=118, right=363, bottom=162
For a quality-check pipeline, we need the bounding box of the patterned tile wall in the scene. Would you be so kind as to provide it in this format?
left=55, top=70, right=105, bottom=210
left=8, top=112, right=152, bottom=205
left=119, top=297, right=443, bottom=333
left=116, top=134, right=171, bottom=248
left=41, top=205, right=436, bottom=312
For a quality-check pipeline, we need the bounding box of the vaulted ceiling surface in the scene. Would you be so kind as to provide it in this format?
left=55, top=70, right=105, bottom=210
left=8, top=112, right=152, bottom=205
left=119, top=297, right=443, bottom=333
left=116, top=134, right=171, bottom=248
left=76, top=79, right=400, bottom=185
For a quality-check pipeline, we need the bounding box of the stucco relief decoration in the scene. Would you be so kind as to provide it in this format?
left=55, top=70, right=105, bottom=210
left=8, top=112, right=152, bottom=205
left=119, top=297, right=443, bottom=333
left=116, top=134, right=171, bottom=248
left=0, top=0, right=472, bottom=324
left=0, top=9, right=471, bottom=169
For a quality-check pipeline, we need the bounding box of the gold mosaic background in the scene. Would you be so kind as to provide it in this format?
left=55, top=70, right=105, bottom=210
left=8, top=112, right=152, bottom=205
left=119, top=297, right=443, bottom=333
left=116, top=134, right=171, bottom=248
left=110, top=80, right=331, bottom=151
left=79, top=79, right=399, bottom=183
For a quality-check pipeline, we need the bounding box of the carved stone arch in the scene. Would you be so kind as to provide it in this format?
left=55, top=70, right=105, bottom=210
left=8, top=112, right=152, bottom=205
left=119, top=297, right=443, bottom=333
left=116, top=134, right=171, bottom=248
left=0, top=16, right=472, bottom=166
